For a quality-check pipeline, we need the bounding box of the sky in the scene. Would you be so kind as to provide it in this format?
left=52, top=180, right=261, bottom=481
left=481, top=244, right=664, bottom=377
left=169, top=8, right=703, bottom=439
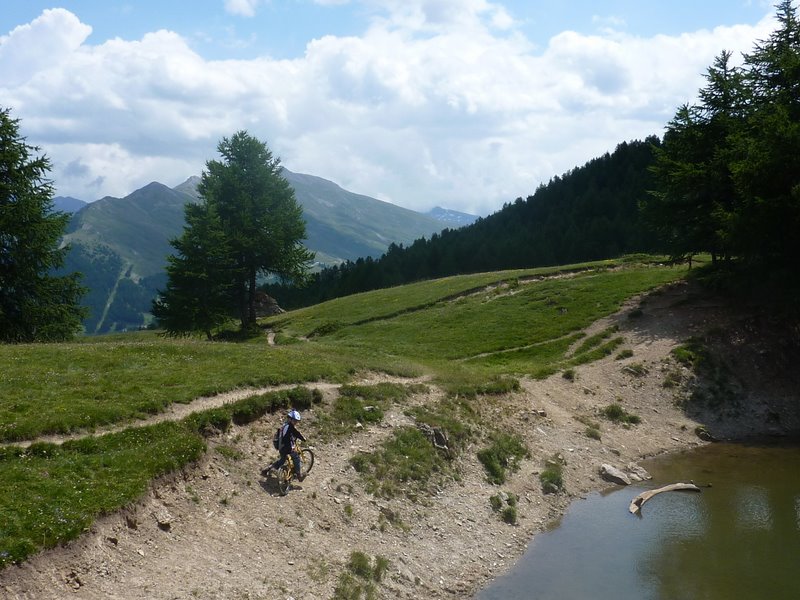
left=0, top=0, right=781, bottom=216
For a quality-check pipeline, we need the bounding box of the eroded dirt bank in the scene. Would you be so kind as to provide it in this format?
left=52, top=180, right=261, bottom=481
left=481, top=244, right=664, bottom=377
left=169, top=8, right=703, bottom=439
left=2, top=281, right=797, bottom=599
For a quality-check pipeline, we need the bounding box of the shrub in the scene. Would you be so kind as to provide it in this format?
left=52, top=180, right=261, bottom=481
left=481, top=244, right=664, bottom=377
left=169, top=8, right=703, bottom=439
left=334, top=551, right=389, bottom=599
left=348, top=551, right=372, bottom=579
left=489, top=492, right=518, bottom=524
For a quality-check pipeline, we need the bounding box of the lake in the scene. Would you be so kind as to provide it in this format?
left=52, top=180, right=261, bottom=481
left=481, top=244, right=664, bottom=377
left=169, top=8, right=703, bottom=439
left=476, top=441, right=800, bottom=600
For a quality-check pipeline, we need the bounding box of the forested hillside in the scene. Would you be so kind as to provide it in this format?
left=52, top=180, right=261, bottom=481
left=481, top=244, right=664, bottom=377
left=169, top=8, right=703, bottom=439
left=265, top=137, right=662, bottom=308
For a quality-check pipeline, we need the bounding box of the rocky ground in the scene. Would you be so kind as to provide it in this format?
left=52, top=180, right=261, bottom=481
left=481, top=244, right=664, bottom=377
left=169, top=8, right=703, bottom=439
left=2, top=279, right=797, bottom=599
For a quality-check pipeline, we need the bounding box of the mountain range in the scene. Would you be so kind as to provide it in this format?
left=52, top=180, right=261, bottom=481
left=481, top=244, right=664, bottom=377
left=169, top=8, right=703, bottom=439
left=58, top=169, right=477, bottom=334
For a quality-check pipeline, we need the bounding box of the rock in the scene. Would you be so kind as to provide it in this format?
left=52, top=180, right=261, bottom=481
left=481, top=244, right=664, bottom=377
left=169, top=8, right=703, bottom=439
left=625, top=462, right=652, bottom=482
left=154, top=509, right=174, bottom=531
left=599, top=464, right=632, bottom=485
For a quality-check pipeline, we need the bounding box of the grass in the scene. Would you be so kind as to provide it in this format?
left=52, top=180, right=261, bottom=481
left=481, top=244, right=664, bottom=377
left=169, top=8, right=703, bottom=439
left=350, top=427, right=452, bottom=499
left=265, top=262, right=620, bottom=337
left=671, top=338, right=741, bottom=410
left=0, top=258, right=689, bottom=567
left=539, top=454, right=566, bottom=494
left=489, top=492, right=519, bottom=525
left=0, top=340, right=368, bottom=442
left=333, top=552, right=389, bottom=600
left=601, top=403, right=642, bottom=425
left=0, top=386, right=325, bottom=567
left=315, top=383, right=426, bottom=440
left=316, top=268, right=682, bottom=367
left=0, top=421, right=206, bottom=567
left=477, top=433, right=530, bottom=485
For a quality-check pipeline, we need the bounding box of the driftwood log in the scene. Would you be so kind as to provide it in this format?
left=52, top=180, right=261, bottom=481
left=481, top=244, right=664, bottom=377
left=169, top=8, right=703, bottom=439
left=629, top=482, right=701, bottom=514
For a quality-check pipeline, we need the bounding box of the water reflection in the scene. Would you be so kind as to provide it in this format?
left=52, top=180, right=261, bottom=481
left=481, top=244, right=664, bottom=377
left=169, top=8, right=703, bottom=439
left=733, top=487, right=772, bottom=530
left=477, top=442, right=800, bottom=600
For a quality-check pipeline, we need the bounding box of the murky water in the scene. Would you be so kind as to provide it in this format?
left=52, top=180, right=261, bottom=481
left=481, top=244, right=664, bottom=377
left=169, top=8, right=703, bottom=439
left=477, top=442, right=800, bottom=600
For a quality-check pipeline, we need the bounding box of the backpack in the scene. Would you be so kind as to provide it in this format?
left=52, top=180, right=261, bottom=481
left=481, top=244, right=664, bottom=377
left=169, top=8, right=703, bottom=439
left=272, top=426, right=282, bottom=450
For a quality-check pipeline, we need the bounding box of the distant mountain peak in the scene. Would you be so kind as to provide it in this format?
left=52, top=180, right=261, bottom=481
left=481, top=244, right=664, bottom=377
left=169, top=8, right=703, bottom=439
left=53, top=196, right=87, bottom=214
left=426, top=206, right=479, bottom=228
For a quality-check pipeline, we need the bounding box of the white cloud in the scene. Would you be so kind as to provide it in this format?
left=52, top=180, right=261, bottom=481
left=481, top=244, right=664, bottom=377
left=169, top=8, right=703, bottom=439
left=224, top=0, right=261, bottom=18
left=0, top=5, right=777, bottom=215
left=0, top=9, right=91, bottom=86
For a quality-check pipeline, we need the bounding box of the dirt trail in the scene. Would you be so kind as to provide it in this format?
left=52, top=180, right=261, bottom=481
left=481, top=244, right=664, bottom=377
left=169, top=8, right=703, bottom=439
left=1, top=280, right=795, bottom=600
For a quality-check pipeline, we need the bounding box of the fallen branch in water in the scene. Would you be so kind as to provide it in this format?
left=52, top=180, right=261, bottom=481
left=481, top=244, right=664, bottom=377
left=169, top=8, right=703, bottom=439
left=629, top=482, right=701, bottom=514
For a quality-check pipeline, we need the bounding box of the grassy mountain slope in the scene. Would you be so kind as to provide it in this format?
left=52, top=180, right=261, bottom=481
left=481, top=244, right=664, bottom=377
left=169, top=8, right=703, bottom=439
left=283, top=169, right=444, bottom=262
left=64, top=182, right=196, bottom=279
left=60, top=171, right=446, bottom=333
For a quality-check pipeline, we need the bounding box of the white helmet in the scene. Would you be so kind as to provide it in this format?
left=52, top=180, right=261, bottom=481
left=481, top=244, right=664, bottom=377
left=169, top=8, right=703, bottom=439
left=287, top=409, right=301, bottom=421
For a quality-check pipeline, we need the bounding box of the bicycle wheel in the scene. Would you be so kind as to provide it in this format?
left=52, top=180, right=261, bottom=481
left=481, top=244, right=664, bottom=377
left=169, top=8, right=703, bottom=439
left=277, top=465, right=292, bottom=496
left=300, top=448, right=315, bottom=477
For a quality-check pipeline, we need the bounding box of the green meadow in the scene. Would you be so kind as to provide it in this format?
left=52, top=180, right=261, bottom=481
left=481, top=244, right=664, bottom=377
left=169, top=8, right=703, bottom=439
left=0, top=258, right=686, bottom=566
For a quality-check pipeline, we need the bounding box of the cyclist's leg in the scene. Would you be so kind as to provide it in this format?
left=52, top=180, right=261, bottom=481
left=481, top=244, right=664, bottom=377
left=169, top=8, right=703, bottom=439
left=271, top=452, right=288, bottom=471
left=290, top=450, right=302, bottom=478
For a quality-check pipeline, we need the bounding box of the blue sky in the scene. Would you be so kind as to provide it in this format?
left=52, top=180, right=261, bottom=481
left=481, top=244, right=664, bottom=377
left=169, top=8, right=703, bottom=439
left=0, top=1, right=780, bottom=215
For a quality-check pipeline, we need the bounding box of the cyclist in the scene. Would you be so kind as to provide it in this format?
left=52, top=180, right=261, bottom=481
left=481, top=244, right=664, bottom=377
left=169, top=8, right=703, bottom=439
left=263, top=409, right=307, bottom=481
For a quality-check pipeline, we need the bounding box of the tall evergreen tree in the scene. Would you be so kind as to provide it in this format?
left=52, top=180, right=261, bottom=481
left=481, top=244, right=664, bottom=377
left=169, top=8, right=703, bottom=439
left=646, top=51, right=745, bottom=263
left=0, top=107, right=86, bottom=342
left=152, top=203, right=234, bottom=339
left=156, top=131, right=312, bottom=334
left=733, top=0, right=800, bottom=264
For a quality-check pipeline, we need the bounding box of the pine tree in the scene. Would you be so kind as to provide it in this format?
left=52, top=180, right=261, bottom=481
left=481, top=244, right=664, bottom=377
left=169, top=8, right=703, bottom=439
left=152, top=203, right=235, bottom=339
left=0, top=107, right=87, bottom=342
left=645, top=51, right=746, bottom=264
left=733, top=0, right=800, bottom=264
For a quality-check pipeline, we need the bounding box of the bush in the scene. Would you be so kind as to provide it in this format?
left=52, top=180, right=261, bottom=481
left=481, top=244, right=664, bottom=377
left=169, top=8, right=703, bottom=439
left=334, top=551, right=389, bottom=599
left=489, top=492, right=518, bottom=524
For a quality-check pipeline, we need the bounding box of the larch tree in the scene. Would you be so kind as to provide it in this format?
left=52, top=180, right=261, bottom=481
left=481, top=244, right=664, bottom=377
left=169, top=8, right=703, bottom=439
left=0, top=107, right=87, bottom=342
left=155, top=131, right=312, bottom=335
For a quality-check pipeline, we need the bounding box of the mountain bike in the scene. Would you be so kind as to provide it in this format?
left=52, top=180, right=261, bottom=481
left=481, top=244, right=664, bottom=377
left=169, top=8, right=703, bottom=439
left=276, top=441, right=315, bottom=496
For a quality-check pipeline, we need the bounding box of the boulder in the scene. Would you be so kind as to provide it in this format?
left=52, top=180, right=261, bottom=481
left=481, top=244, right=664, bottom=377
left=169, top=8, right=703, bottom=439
left=599, top=463, right=632, bottom=485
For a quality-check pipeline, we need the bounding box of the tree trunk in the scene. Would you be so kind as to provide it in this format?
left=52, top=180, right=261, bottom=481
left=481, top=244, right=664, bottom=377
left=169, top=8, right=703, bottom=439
left=247, top=268, right=257, bottom=327
left=629, top=482, right=701, bottom=514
